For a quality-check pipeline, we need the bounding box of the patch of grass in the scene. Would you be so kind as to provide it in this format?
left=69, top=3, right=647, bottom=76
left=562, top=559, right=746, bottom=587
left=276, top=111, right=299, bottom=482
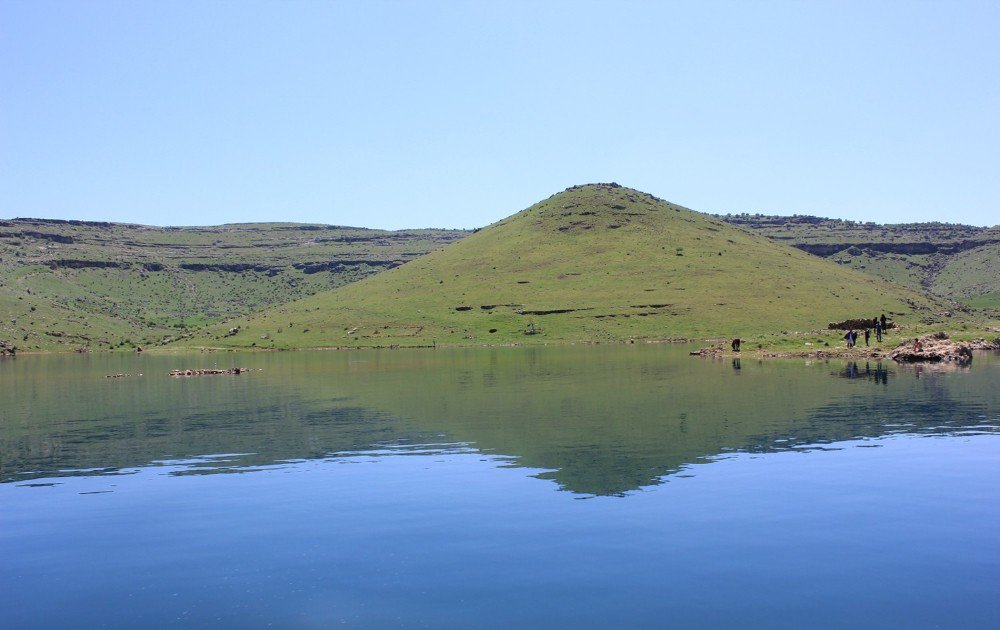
left=965, top=292, right=1000, bottom=310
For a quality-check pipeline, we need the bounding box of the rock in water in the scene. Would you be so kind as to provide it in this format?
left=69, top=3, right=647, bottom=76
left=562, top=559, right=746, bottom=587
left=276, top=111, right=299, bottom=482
left=169, top=367, right=249, bottom=377
left=889, top=333, right=973, bottom=365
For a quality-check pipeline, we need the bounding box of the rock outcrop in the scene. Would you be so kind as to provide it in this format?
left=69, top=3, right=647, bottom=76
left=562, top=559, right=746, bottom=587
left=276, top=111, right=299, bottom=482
left=969, top=337, right=1000, bottom=351
left=169, top=367, right=250, bottom=377
left=888, top=332, right=973, bottom=365
left=828, top=318, right=894, bottom=330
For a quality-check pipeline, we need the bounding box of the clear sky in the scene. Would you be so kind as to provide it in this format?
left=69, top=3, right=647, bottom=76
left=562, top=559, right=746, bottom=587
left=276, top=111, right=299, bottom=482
left=2, top=0, right=998, bottom=229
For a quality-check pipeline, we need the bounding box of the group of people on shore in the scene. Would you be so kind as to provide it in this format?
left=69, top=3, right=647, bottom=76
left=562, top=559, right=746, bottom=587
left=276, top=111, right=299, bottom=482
left=844, top=314, right=888, bottom=348
left=727, top=313, right=890, bottom=354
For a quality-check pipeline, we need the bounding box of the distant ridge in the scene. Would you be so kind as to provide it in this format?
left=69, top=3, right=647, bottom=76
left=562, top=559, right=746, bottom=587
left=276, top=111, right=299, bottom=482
left=722, top=214, right=1000, bottom=309
left=0, top=219, right=464, bottom=351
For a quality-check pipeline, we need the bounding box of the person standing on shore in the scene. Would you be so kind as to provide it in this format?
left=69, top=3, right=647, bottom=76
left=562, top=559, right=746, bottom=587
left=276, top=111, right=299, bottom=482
left=875, top=319, right=883, bottom=342
left=880, top=313, right=887, bottom=332
left=844, top=329, right=856, bottom=348
left=864, top=329, right=871, bottom=346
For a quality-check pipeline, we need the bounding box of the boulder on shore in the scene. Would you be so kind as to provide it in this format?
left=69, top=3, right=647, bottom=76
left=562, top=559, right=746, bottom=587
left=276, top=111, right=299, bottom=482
left=968, top=337, right=1000, bottom=351
left=888, top=332, right=972, bottom=365
left=828, top=318, right=894, bottom=330
left=690, top=343, right=726, bottom=357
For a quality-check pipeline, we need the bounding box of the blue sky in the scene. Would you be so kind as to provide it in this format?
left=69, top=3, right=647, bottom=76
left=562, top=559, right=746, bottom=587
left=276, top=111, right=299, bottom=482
left=2, top=0, right=997, bottom=229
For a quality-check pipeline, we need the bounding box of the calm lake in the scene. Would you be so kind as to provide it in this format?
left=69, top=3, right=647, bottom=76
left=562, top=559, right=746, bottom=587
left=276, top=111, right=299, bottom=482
left=2, top=345, right=998, bottom=628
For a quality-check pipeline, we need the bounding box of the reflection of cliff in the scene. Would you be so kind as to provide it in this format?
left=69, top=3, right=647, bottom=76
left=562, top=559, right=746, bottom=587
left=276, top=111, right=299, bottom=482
left=814, top=359, right=994, bottom=434
left=0, top=401, right=410, bottom=483
left=0, top=353, right=422, bottom=482
left=2, top=348, right=997, bottom=495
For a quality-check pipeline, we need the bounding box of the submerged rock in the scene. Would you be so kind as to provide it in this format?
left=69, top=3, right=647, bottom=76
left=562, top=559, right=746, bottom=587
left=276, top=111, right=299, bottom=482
left=889, top=333, right=973, bottom=365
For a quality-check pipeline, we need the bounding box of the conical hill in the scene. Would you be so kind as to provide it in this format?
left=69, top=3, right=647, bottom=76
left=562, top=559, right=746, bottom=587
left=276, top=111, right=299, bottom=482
left=195, top=183, right=952, bottom=348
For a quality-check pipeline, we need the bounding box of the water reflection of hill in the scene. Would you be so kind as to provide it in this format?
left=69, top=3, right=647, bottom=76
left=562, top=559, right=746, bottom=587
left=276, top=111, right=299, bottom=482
left=335, top=348, right=998, bottom=495
left=1, top=348, right=997, bottom=495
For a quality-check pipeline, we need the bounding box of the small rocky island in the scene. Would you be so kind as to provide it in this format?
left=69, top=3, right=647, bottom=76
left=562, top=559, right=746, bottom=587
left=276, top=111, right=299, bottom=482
left=889, top=333, right=973, bottom=365
left=169, top=367, right=250, bottom=377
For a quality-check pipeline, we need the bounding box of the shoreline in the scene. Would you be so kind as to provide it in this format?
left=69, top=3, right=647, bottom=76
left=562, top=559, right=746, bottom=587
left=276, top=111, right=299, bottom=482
left=5, top=334, right=999, bottom=359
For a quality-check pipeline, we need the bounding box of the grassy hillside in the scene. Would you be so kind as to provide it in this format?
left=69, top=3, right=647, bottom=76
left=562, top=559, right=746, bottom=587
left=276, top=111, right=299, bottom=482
left=933, top=242, right=1000, bottom=309
left=0, top=285, right=151, bottom=353
left=190, top=184, right=961, bottom=349
left=0, top=219, right=464, bottom=351
left=721, top=214, right=1000, bottom=312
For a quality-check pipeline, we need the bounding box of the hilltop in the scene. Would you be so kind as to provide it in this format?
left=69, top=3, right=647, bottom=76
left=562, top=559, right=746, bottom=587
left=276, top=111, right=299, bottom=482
left=721, top=214, right=1000, bottom=310
left=190, top=183, right=960, bottom=349
left=0, top=219, right=464, bottom=352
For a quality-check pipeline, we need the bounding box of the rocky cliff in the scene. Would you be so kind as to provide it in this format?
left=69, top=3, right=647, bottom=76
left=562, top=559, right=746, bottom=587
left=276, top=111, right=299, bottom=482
left=720, top=214, right=1000, bottom=308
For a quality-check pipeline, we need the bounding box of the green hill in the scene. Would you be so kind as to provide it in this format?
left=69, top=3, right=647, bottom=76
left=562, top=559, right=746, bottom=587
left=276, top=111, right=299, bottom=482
left=0, top=219, right=464, bottom=352
left=190, top=183, right=960, bottom=349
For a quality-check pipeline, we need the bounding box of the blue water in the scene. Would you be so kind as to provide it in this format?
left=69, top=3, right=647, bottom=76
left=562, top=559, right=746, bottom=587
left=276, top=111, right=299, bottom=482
left=2, top=347, right=998, bottom=628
